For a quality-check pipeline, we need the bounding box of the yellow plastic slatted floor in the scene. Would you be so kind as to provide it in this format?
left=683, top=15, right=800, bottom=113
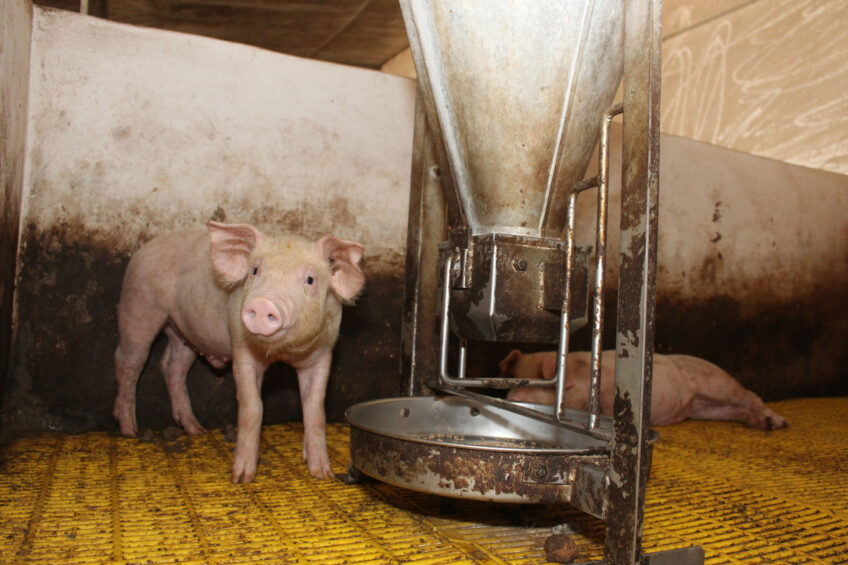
left=1, top=397, right=846, bottom=564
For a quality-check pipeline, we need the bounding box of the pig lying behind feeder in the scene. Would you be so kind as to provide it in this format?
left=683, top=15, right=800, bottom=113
left=113, top=221, right=364, bottom=483
left=500, top=350, right=787, bottom=430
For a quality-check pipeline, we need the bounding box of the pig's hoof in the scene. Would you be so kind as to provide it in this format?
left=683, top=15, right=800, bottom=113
left=307, top=458, right=334, bottom=479
left=117, top=424, right=138, bottom=438
left=183, top=422, right=207, bottom=435
left=231, top=470, right=256, bottom=484
left=231, top=459, right=258, bottom=484
left=750, top=407, right=787, bottom=430
left=174, top=413, right=206, bottom=435
left=765, top=414, right=788, bottom=430
left=114, top=414, right=138, bottom=437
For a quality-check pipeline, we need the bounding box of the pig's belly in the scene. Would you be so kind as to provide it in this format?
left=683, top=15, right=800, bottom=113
left=166, top=320, right=232, bottom=369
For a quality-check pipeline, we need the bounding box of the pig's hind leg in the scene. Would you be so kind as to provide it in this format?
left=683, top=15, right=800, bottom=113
left=675, top=355, right=787, bottom=430
left=689, top=392, right=787, bottom=430
left=113, top=298, right=169, bottom=437
left=160, top=326, right=206, bottom=435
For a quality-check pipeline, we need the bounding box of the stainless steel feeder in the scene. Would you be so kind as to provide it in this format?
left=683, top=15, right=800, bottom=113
left=349, top=397, right=616, bottom=510
left=347, top=1, right=703, bottom=563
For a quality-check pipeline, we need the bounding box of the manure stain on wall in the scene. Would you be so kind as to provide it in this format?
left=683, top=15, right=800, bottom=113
left=5, top=220, right=847, bottom=436
left=653, top=289, right=848, bottom=401
left=4, top=222, right=406, bottom=436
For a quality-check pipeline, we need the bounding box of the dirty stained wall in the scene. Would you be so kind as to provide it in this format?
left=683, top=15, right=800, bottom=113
left=5, top=6, right=415, bottom=435
left=0, top=0, right=32, bottom=400
left=570, top=127, right=848, bottom=399
left=4, top=0, right=847, bottom=438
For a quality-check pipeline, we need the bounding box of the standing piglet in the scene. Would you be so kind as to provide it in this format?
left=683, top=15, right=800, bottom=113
left=500, top=350, right=787, bottom=429
left=113, top=221, right=364, bottom=483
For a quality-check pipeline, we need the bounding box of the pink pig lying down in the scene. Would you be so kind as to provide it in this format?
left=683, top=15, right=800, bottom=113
left=113, top=221, right=364, bottom=483
left=499, top=350, right=787, bottom=430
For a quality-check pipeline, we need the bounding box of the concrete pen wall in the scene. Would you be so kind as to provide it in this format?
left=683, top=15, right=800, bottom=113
left=3, top=3, right=415, bottom=434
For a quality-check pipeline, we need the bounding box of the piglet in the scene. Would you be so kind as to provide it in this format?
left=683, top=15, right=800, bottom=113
left=113, top=221, right=364, bottom=483
left=500, top=350, right=787, bottom=429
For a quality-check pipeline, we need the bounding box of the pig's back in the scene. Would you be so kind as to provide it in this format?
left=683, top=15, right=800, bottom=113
left=123, top=229, right=233, bottom=356
left=124, top=229, right=210, bottom=301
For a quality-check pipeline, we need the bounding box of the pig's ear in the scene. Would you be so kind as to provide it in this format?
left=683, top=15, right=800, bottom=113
left=498, top=349, right=523, bottom=378
left=319, top=235, right=365, bottom=304
left=206, top=221, right=264, bottom=285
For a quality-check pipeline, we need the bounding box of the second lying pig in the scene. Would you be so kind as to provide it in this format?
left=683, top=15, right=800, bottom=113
left=499, top=350, right=787, bottom=429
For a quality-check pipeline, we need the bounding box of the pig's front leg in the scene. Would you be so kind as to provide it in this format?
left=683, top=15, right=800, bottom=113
left=230, top=352, right=267, bottom=484
left=295, top=348, right=334, bottom=478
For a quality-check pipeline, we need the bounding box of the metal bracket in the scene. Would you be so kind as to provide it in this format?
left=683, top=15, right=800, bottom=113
left=450, top=247, right=472, bottom=289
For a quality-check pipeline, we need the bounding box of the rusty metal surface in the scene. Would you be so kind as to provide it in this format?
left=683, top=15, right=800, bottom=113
left=603, top=0, right=664, bottom=562
left=350, top=427, right=574, bottom=504
left=554, top=190, right=581, bottom=420
left=347, top=396, right=616, bottom=507
left=445, top=234, right=590, bottom=343
left=399, top=0, right=623, bottom=238
left=587, top=103, right=624, bottom=429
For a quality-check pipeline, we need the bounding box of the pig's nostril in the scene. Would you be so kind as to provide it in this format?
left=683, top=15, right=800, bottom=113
left=242, top=298, right=284, bottom=337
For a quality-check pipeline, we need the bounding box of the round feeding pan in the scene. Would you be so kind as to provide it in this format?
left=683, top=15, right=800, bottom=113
left=347, top=396, right=617, bottom=504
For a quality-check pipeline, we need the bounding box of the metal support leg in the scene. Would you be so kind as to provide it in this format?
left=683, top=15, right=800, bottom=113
left=400, top=90, right=447, bottom=397
left=601, top=0, right=690, bottom=563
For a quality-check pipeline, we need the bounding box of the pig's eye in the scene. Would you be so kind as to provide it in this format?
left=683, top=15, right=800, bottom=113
left=306, top=276, right=314, bottom=285
left=252, top=266, right=259, bottom=276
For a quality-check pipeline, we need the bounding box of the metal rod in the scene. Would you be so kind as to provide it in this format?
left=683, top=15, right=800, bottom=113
left=400, top=96, right=447, bottom=397
left=438, top=256, right=454, bottom=385
left=457, top=338, right=467, bottom=380
left=554, top=191, right=579, bottom=421
left=588, top=102, right=624, bottom=430
left=429, top=382, right=613, bottom=443
left=571, top=175, right=600, bottom=194
left=437, top=255, right=553, bottom=389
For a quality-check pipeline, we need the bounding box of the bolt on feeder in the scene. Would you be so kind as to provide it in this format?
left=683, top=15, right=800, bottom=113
left=347, top=1, right=704, bottom=563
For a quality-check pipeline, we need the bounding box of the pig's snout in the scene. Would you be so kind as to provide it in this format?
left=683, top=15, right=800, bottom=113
left=242, top=297, right=288, bottom=337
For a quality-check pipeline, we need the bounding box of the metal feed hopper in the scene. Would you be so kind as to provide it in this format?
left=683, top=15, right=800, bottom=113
left=347, top=1, right=704, bottom=563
